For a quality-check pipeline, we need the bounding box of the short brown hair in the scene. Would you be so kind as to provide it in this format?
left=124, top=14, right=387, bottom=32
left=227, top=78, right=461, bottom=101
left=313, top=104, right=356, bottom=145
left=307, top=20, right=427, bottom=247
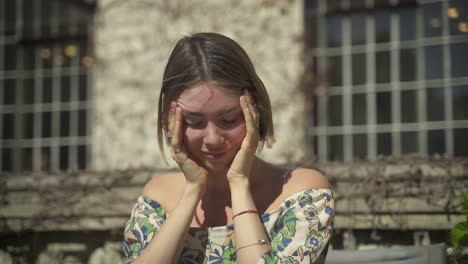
left=157, top=32, right=275, bottom=161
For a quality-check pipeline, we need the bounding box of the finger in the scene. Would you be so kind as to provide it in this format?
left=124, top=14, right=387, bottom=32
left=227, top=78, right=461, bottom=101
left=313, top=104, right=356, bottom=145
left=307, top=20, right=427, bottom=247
left=171, top=107, right=187, bottom=161
left=245, top=93, right=259, bottom=133
left=168, top=102, right=176, bottom=136
left=240, top=95, right=256, bottom=141
left=171, top=107, right=182, bottom=148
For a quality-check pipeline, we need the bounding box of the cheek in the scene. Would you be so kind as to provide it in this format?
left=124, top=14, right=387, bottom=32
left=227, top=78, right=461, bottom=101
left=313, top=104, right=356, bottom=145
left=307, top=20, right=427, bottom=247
left=183, top=128, right=203, bottom=145
left=227, top=123, right=247, bottom=145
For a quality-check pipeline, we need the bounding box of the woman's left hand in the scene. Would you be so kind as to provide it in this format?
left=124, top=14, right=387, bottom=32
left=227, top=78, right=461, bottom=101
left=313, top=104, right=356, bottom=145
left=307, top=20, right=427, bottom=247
left=226, top=91, right=260, bottom=185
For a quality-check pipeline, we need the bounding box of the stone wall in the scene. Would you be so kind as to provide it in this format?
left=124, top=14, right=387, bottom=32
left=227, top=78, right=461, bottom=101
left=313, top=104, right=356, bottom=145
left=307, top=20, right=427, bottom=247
left=93, top=0, right=307, bottom=171
left=1, top=157, right=466, bottom=262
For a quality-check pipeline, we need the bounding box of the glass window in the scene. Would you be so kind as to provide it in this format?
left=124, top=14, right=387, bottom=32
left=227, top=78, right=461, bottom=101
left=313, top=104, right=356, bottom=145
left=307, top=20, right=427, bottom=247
left=401, top=131, right=418, bottom=154
left=451, top=43, right=468, bottom=77
left=377, top=132, right=392, bottom=156
left=425, top=45, right=443, bottom=80
left=79, top=74, right=88, bottom=101
left=377, top=92, right=392, bottom=124
left=351, top=13, right=366, bottom=45
left=3, top=79, right=16, bottom=105
left=59, top=146, right=68, bottom=170
left=428, top=129, right=445, bottom=155
left=2, top=149, right=13, bottom=172
left=78, top=145, right=87, bottom=170
left=42, top=112, right=52, bottom=138
left=40, top=46, right=54, bottom=69
left=400, top=7, right=416, bottom=41
left=401, top=90, right=417, bottom=123
left=452, top=85, right=468, bottom=120
left=3, top=113, right=15, bottom=139
left=375, top=10, right=390, bottom=43
left=327, top=56, right=342, bottom=87
left=61, top=76, right=71, bottom=102
left=352, top=53, right=366, bottom=85
left=454, top=128, right=468, bottom=156
left=60, top=111, right=70, bottom=137
left=448, top=0, right=468, bottom=36
left=21, top=148, right=33, bottom=171
left=42, top=78, right=53, bottom=103
left=312, top=136, right=318, bottom=158
left=423, top=2, right=443, bottom=37
left=353, top=134, right=367, bottom=159
left=23, top=113, right=34, bottom=139
left=376, top=51, right=390, bottom=83
left=4, top=45, right=16, bottom=71
left=23, top=78, right=35, bottom=104
left=328, top=95, right=342, bottom=126
left=313, top=97, right=318, bottom=126
left=4, top=0, right=17, bottom=36
left=326, top=15, right=342, bottom=47
left=41, top=147, right=51, bottom=171
left=328, top=135, right=343, bottom=161
left=78, top=109, right=87, bottom=136
left=23, top=45, right=36, bottom=70
left=352, top=93, right=367, bottom=125
left=400, top=48, right=417, bottom=82
left=426, top=88, right=445, bottom=121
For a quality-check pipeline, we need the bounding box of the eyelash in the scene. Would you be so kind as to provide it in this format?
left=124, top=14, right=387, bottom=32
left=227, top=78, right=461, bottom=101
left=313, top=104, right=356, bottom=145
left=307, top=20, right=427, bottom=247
left=185, top=117, right=240, bottom=128
left=222, top=118, right=238, bottom=124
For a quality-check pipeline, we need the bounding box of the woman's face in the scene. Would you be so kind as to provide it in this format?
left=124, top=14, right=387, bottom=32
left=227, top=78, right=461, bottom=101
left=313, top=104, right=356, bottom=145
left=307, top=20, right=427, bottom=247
left=176, top=83, right=246, bottom=172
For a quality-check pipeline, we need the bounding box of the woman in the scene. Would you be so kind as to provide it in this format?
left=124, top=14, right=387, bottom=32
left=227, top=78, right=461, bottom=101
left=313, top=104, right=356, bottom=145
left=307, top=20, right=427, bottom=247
left=123, top=32, right=334, bottom=264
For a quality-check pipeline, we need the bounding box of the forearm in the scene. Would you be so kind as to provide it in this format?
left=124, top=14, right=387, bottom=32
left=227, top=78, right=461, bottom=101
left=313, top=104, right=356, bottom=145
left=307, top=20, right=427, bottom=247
left=132, top=184, right=201, bottom=264
left=230, top=180, right=272, bottom=264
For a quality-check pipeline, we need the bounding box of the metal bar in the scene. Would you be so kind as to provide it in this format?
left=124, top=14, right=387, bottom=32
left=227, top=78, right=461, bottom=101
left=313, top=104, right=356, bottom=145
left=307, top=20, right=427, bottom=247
left=342, top=12, right=353, bottom=161
left=391, top=6, right=401, bottom=155
left=442, top=0, right=453, bottom=156
left=366, top=0, right=377, bottom=160
left=416, top=2, right=427, bottom=154
left=50, top=44, right=61, bottom=171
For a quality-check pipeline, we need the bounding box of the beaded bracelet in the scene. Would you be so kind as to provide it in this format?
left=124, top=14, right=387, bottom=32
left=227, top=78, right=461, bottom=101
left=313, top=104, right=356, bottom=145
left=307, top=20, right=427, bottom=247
left=232, top=209, right=258, bottom=220
left=236, top=239, right=269, bottom=252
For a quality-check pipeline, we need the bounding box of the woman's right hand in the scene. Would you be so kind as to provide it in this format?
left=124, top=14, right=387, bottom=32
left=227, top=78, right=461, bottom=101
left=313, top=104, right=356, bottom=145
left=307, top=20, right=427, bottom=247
left=168, top=101, right=208, bottom=193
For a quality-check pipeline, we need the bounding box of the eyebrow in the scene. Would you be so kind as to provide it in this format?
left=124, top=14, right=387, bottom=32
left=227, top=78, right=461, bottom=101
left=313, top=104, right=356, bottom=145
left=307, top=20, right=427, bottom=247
left=176, top=101, right=239, bottom=117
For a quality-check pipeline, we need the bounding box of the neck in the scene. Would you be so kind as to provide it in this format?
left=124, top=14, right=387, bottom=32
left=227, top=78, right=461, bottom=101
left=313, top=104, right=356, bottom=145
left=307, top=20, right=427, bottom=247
left=204, top=157, right=265, bottom=195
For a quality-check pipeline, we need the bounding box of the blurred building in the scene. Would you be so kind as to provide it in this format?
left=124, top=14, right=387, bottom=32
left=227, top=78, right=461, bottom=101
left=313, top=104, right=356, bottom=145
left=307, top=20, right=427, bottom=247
left=0, top=0, right=467, bottom=262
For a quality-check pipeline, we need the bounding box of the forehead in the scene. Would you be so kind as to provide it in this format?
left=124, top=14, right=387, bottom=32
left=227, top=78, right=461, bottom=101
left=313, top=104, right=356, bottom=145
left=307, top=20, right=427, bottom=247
left=177, top=84, right=241, bottom=113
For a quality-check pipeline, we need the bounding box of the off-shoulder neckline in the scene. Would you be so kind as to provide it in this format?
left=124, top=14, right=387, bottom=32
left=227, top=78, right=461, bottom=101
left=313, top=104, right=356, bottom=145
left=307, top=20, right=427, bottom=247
left=139, top=188, right=333, bottom=231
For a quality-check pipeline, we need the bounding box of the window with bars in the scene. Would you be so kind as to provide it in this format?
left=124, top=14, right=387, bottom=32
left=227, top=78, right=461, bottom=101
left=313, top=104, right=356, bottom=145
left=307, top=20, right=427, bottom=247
left=306, top=0, right=468, bottom=162
left=1, top=0, right=95, bottom=172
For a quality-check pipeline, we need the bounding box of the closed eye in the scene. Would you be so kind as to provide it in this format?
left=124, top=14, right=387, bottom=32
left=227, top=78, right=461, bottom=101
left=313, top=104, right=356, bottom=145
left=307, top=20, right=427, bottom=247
left=185, top=119, right=203, bottom=128
left=221, top=115, right=243, bottom=127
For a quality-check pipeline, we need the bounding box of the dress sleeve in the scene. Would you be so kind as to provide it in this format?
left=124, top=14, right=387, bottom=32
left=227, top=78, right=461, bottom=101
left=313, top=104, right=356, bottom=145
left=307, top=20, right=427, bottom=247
left=122, top=196, right=167, bottom=264
left=259, top=189, right=334, bottom=264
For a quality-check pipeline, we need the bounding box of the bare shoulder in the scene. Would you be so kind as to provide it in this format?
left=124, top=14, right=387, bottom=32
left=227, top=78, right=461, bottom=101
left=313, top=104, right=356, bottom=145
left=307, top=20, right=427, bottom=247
left=284, top=167, right=331, bottom=192
left=142, top=172, right=185, bottom=212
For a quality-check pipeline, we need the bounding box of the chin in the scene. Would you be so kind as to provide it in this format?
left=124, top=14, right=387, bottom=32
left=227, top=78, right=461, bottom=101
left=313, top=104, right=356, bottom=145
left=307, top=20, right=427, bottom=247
left=201, top=156, right=234, bottom=174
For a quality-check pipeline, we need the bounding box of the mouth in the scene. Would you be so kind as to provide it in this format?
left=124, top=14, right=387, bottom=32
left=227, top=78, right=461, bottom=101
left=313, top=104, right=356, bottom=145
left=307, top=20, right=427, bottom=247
left=202, top=150, right=228, bottom=160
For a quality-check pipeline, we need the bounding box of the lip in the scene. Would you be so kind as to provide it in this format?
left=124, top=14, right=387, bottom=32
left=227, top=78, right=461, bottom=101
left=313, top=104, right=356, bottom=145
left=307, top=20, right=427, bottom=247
left=202, top=150, right=228, bottom=160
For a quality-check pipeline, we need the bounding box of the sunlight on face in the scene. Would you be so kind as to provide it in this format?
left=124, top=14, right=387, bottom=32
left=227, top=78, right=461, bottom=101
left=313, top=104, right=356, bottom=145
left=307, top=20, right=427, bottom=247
left=177, top=83, right=246, bottom=172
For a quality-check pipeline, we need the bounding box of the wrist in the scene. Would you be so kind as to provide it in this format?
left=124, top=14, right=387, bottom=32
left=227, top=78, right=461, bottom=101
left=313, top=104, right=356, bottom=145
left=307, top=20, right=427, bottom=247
left=183, top=182, right=205, bottom=200
left=228, top=178, right=250, bottom=193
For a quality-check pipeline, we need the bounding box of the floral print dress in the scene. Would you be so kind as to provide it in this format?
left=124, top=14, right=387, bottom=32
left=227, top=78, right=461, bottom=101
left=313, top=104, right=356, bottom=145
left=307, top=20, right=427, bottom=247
left=123, top=188, right=334, bottom=264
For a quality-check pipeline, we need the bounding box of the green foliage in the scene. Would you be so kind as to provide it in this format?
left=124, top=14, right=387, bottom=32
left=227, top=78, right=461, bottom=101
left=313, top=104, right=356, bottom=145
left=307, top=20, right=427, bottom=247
left=461, top=192, right=468, bottom=215
left=451, top=222, right=468, bottom=247
left=451, top=192, right=468, bottom=247
left=449, top=192, right=468, bottom=263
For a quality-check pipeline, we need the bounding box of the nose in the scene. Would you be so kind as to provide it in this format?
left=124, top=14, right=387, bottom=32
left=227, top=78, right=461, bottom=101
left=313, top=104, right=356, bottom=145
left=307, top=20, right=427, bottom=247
left=203, top=123, right=225, bottom=146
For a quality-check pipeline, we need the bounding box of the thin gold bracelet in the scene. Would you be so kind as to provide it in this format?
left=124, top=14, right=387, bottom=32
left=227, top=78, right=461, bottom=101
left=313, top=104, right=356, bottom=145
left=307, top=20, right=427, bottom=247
left=236, top=239, right=269, bottom=252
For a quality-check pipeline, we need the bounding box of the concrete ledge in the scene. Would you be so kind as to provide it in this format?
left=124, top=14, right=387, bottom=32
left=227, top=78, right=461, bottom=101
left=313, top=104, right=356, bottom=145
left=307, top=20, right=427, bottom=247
left=1, top=157, right=467, bottom=232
